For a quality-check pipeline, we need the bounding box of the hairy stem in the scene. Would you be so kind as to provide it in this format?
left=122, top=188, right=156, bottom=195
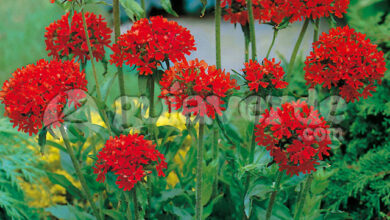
left=266, top=29, right=279, bottom=59
left=113, top=0, right=128, bottom=129
left=195, top=117, right=205, bottom=220
left=124, top=192, right=133, bottom=220
left=81, top=9, right=112, bottom=135
left=59, top=126, right=102, bottom=220
left=265, top=171, right=284, bottom=220
left=293, top=174, right=313, bottom=220
left=243, top=96, right=261, bottom=219
left=285, top=19, right=309, bottom=83
left=246, top=0, right=257, bottom=60
left=215, top=0, right=222, bottom=69
left=132, top=189, right=139, bottom=220
left=313, top=19, right=320, bottom=42
left=141, top=0, right=146, bottom=18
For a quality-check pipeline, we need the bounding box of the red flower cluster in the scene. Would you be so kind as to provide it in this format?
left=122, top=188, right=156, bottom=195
left=243, top=58, right=288, bottom=92
left=45, top=11, right=112, bottom=62
left=94, top=134, right=167, bottom=191
left=221, top=0, right=349, bottom=26
left=159, top=59, right=239, bottom=119
left=0, top=59, right=88, bottom=136
left=255, top=100, right=331, bottom=176
left=304, top=26, right=387, bottom=102
left=110, top=16, right=196, bottom=75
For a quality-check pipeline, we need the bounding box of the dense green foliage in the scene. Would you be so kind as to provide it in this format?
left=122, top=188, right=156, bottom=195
left=323, top=0, right=390, bottom=219
left=0, top=119, right=44, bottom=219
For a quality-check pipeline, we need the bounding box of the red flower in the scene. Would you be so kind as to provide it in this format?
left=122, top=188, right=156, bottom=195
left=159, top=59, right=239, bottom=119
left=93, top=134, right=167, bottom=191
left=45, top=11, right=112, bottom=62
left=301, top=0, right=349, bottom=20
left=304, top=26, right=387, bottom=102
left=255, top=100, right=331, bottom=176
left=221, top=0, right=349, bottom=26
left=110, top=16, right=196, bottom=75
left=0, top=59, right=88, bottom=136
left=243, top=58, right=288, bottom=92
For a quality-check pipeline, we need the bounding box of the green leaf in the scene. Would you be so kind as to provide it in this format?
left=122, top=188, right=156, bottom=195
left=160, top=0, right=179, bottom=17
left=244, top=184, right=272, bottom=218
left=119, top=0, right=145, bottom=21
left=45, top=205, right=95, bottom=220
left=202, top=162, right=217, bottom=206
left=46, top=172, right=83, bottom=200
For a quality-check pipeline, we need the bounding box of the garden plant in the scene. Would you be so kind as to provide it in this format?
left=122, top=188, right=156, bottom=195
left=0, top=0, right=389, bottom=219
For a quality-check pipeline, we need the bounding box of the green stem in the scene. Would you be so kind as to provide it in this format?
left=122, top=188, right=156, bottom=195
left=148, top=75, right=155, bottom=122
left=59, top=126, right=102, bottom=220
left=266, top=29, right=279, bottom=59
left=313, top=19, right=320, bottom=42
left=212, top=122, right=219, bottom=197
left=132, top=189, right=139, bottom=220
left=246, top=0, right=257, bottom=60
left=265, top=171, right=284, bottom=220
left=248, top=96, right=261, bottom=166
left=195, top=117, right=205, bottom=220
left=245, top=36, right=250, bottom=62
left=124, top=192, right=133, bottom=220
left=286, top=19, right=309, bottom=81
left=243, top=96, right=261, bottom=219
left=293, top=174, right=313, bottom=220
left=213, top=0, right=222, bottom=199
left=215, top=0, right=221, bottom=69
left=81, top=9, right=102, bottom=101
left=141, top=0, right=146, bottom=18
left=81, top=9, right=112, bottom=135
left=113, top=0, right=128, bottom=129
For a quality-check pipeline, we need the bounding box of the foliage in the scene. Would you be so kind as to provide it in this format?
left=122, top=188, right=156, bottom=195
left=323, top=0, right=390, bottom=218
left=0, top=118, right=44, bottom=219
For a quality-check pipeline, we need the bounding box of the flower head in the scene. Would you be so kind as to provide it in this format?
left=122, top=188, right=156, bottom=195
left=110, top=16, right=196, bottom=75
left=159, top=59, right=239, bottom=119
left=301, top=0, right=349, bottom=20
left=304, top=26, right=387, bottom=102
left=93, top=134, right=167, bottom=191
left=0, top=59, right=88, bottom=135
left=221, top=0, right=349, bottom=26
left=243, top=58, right=288, bottom=92
left=45, top=11, right=112, bottom=62
left=255, top=100, right=331, bottom=176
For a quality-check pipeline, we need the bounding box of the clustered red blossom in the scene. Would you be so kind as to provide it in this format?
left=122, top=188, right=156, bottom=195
left=110, top=16, right=196, bottom=75
left=243, top=58, right=288, bottom=92
left=221, top=0, right=349, bottom=26
left=0, top=59, right=87, bottom=136
left=45, top=11, right=112, bottom=63
left=159, top=59, right=239, bottom=119
left=255, top=100, right=331, bottom=176
left=304, top=26, right=387, bottom=102
left=94, top=134, right=167, bottom=191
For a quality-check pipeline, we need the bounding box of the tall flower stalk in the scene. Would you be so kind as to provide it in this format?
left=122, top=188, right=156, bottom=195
left=113, top=0, right=128, bottom=129
left=265, top=171, right=284, bottom=220
left=81, top=9, right=112, bottom=134
left=196, top=117, right=205, bottom=220
left=59, top=126, right=102, bottom=220
left=285, top=19, right=309, bottom=84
